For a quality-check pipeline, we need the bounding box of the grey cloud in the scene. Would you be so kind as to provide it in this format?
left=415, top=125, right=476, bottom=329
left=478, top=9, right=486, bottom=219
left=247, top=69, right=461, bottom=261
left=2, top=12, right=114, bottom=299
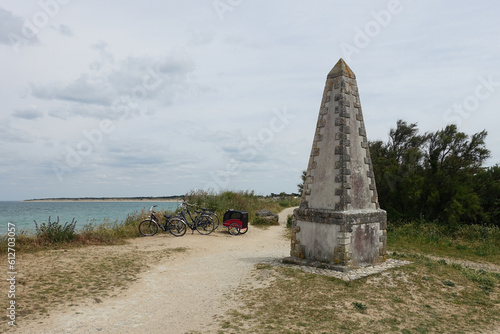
left=0, top=122, right=35, bottom=144
left=107, top=52, right=195, bottom=97
left=0, top=8, right=39, bottom=46
left=90, top=40, right=115, bottom=71
left=51, top=24, right=73, bottom=37
left=32, top=74, right=117, bottom=106
left=32, top=49, right=196, bottom=119
left=12, top=108, right=44, bottom=120
left=97, top=138, right=176, bottom=169
left=91, top=40, right=108, bottom=51
left=47, top=104, right=134, bottom=120
left=108, top=154, right=168, bottom=168
left=156, top=51, right=195, bottom=75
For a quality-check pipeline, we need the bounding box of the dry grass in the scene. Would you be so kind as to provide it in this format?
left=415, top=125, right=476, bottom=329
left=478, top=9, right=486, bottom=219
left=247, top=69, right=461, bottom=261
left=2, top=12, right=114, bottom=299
left=0, top=243, right=187, bottom=332
left=219, top=255, right=500, bottom=333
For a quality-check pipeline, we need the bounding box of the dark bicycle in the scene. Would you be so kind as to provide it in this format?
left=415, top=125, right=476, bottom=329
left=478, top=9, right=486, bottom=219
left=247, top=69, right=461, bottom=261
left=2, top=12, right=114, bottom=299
left=139, top=205, right=187, bottom=237
left=177, top=201, right=216, bottom=235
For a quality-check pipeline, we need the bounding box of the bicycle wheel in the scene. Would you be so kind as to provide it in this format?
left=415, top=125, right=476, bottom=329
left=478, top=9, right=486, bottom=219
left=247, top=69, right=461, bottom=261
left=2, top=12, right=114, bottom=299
left=139, top=219, right=158, bottom=236
left=208, top=212, right=219, bottom=230
left=196, top=215, right=215, bottom=235
left=228, top=222, right=240, bottom=236
left=168, top=218, right=187, bottom=237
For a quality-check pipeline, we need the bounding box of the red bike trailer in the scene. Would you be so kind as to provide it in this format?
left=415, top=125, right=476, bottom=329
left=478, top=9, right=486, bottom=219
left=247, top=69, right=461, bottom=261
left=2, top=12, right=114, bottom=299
left=223, top=209, right=248, bottom=235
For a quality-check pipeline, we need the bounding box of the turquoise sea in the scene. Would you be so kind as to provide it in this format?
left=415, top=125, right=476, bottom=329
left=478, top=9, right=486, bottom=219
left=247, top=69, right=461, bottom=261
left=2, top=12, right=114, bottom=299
left=0, top=201, right=181, bottom=234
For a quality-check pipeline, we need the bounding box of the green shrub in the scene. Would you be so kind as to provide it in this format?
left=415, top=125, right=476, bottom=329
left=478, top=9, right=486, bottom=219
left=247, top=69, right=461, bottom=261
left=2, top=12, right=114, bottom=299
left=352, top=302, right=367, bottom=311
left=185, top=189, right=288, bottom=223
left=34, top=216, right=77, bottom=244
left=276, top=196, right=301, bottom=208
left=252, top=216, right=279, bottom=226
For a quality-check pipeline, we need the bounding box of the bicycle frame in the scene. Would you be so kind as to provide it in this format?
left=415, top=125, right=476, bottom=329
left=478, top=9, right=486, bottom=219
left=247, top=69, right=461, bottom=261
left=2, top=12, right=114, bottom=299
left=145, top=206, right=166, bottom=231
left=176, top=201, right=215, bottom=235
left=178, top=203, right=200, bottom=230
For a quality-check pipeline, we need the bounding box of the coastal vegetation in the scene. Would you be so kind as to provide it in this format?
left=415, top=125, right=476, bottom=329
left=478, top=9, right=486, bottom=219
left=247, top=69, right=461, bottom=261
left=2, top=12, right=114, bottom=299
left=367, top=120, right=500, bottom=262
left=369, top=120, right=498, bottom=227
left=1, top=191, right=299, bottom=253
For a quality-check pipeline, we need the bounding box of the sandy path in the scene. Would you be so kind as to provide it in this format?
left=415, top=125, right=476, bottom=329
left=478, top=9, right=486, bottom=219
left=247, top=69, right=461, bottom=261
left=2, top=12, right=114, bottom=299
left=19, top=207, right=296, bottom=334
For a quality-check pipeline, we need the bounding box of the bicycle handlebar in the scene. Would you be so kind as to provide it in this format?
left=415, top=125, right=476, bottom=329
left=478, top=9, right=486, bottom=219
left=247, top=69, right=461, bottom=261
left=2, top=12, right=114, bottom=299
left=181, top=201, right=214, bottom=212
left=149, top=205, right=158, bottom=212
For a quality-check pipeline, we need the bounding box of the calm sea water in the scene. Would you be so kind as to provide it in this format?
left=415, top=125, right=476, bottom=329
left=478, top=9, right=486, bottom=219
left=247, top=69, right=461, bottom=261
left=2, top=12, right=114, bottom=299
left=1, top=201, right=181, bottom=234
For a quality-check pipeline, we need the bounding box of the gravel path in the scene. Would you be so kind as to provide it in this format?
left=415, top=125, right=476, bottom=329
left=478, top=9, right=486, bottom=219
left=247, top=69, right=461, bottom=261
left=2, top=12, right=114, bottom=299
left=19, top=207, right=296, bottom=334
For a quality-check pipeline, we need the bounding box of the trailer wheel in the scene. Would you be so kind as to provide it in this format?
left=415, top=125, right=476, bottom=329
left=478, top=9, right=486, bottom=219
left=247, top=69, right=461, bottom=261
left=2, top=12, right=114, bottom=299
left=228, top=222, right=240, bottom=235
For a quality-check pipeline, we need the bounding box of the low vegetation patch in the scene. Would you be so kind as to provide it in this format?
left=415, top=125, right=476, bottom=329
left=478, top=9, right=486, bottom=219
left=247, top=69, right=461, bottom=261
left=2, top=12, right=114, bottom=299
left=185, top=190, right=299, bottom=224
left=252, top=217, right=280, bottom=227
left=0, top=211, right=147, bottom=253
left=221, top=255, right=500, bottom=333
left=34, top=216, right=77, bottom=243
left=388, top=220, right=500, bottom=264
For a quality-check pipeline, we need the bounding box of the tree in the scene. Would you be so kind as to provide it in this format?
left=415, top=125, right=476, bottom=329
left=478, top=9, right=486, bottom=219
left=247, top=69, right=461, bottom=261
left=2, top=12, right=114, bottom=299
left=369, top=120, right=491, bottom=225
left=370, top=120, right=427, bottom=220
left=297, top=170, right=307, bottom=196
left=473, top=165, right=500, bottom=225
left=421, top=125, right=489, bottom=224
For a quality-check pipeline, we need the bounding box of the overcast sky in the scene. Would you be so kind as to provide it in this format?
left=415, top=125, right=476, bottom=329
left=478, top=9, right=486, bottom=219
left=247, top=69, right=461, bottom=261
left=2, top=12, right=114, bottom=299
left=1, top=0, right=499, bottom=201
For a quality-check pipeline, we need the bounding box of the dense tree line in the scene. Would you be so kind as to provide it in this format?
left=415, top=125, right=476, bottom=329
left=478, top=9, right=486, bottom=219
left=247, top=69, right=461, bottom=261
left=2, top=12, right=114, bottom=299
left=369, top=120, right=499, bottom=226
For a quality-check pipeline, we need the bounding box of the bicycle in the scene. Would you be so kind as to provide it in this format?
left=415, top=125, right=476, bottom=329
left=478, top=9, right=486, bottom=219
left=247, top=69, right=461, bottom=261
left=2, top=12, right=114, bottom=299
left=199, top=206, right=219, bottom=231
left=177, top=201, right=216, bottom=235
left=139, top=205, right=187, bottom=237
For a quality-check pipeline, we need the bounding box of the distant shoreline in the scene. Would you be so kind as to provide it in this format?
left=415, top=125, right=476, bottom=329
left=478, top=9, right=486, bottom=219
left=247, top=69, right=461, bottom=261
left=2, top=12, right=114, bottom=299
left=24, top=197, right=183, bottom=203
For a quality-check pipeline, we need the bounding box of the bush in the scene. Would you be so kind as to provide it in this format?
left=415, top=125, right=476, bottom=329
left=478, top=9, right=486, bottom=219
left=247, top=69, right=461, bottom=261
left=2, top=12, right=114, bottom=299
left=185, top=189, right=287, bottom=223
left=276, top=196, right=301, bottom=208
left=252, top=216, right=280, bottom=226
left=34, top=216, right=77, bottom=244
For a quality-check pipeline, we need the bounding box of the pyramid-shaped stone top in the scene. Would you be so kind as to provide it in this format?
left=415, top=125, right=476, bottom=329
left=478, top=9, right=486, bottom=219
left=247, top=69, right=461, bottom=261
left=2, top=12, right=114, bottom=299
left=327, top=58, right=356, bottom=79
left=300, top=58, right=378, bottom=212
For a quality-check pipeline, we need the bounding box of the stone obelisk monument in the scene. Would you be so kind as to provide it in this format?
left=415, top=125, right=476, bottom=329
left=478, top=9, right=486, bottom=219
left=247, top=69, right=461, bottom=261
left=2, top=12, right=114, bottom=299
left=286, top=59, right=386, bottom=271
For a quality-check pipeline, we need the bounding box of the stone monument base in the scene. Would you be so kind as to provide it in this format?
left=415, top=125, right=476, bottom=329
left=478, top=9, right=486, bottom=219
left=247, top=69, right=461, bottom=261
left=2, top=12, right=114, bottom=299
left=282, top=256, right=354, bottom=272
left=287, top=207, right=387, bottom=272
